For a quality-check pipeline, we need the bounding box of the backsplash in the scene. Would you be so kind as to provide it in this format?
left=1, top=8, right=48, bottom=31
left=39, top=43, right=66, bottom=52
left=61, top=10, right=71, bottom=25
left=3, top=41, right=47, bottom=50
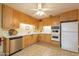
left=0, top=23, right=36, bottom=37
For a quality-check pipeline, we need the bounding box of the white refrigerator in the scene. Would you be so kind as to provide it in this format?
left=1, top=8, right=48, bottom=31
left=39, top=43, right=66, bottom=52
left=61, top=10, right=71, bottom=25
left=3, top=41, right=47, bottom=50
left=61, top=21, right=78, bottom=52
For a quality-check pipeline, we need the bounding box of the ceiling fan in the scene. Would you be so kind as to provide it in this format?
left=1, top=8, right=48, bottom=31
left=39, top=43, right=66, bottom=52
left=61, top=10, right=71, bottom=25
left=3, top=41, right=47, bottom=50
left=30, top=3, right=52, bottom=16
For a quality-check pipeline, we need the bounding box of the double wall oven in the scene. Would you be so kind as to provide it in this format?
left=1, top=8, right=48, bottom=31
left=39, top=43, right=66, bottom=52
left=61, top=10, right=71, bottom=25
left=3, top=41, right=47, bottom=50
left=51, top=25, right=60, bottom=41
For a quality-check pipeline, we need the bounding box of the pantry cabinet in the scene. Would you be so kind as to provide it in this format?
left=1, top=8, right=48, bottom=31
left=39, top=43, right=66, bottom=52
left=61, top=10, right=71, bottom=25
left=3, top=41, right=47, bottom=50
left=60, top=9, right=78, bottom=21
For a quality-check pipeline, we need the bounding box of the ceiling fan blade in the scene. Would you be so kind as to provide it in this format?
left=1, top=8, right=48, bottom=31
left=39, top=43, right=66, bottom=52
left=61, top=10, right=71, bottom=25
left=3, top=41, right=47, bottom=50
left=38, top=3, right=42, bottom=9
left=29, top=9, right=38, bottom=11
left=42, top=8, right=53, bottom=11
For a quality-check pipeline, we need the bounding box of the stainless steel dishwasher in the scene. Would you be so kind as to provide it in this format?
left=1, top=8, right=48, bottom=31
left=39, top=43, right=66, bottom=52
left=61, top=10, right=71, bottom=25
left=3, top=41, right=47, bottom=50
left=9, top=36, right=22, bottom=54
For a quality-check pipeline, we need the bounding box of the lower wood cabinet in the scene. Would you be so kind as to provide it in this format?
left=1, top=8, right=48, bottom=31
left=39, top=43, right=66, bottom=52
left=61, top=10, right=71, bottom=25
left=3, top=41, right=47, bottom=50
left=3, top=37, right=10, bottom=56
left=22, top=35, right=38, bottom=48
left=38, top=34, right=60, bottom=47
left=22, top=35, right=31, bottom=48
left=51, top=40, right=60, bottom=47
left=32, top=34, right=38, bottom=44
left=38, top=34, right=51, bottom=43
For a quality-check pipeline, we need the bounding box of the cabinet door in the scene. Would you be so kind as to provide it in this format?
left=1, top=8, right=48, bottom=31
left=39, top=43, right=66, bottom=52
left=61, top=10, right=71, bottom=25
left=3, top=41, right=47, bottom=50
left=27, top=35, right=34, bottom=46
left=13, top=10, right=20, bottom=29
left=51, top=16, right=60, bottom=26
left=0, top=4, right=2, bottom=28
left=38, top=34, right=51, bottom=43
left=3, top=38, right=10, bottom=56
left=23, top=36, right=30, bottom=48
left=22, top=36, right=26, bottom=48
left=23, top=35, right=38, bottom=48
left=28, top=35, right=33, bottom=45
left=45, top=35, right=51, bottom=43
left=60, top=10, right=78, bottom=21
left=26, top=35, right=38, bottom=45
left=32, top=34, right=38, bottom=44
left=3, top=5, right=20, bottom=30
left=3, top=5, right=13, bottom=30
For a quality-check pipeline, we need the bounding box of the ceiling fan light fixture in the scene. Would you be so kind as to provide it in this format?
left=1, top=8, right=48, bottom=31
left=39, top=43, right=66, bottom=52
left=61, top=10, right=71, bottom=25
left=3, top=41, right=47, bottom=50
left=36, top=11, right=45, bottom=16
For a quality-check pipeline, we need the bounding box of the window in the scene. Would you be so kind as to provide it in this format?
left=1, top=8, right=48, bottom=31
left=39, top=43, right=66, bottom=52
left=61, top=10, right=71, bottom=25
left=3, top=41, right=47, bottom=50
left=19, top=23, right=35, bottom=33
left=42, top=26, right=51, bottom=33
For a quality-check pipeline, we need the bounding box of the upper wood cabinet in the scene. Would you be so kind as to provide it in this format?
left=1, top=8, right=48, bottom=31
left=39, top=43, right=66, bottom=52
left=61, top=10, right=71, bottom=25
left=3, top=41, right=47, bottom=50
left=38, top=16, right=60, bottom=32
left=60, top=9, right=78, bottom=21
left=78, top=9, right=79, bottom=21
left=41, top=18, right=52, bottom=26
left=51, top=16, right=60, bottom=26
left=3, top=5, right=13, bottom=30
left=0, top=4, right=2, bottom=28
left=13, top=9, right=20, bottom=29
left=2, top=5, right=19, bottom=30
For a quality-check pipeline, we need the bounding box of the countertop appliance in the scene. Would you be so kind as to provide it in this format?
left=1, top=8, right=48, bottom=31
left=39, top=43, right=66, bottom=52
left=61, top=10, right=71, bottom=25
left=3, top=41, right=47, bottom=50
left=8, top=29, right=17, bottom=36
left=51, top=25, right=60, bottom=41
left=61, top=21, right=78, bottom=52
left=9, top=36, right=22, bottom=55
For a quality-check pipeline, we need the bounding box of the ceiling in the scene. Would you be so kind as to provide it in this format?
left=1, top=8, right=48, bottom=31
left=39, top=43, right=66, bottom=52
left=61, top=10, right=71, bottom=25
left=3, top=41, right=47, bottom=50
left=6, top=3, right=79, bottom=19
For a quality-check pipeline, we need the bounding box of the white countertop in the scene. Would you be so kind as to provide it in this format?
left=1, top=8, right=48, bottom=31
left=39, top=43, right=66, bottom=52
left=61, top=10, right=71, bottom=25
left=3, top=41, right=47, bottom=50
left=0, top=28, right=52, bottom=38
left=3, top=33, right=36, bottom=38
left=3, top=32, right=52, bottom=38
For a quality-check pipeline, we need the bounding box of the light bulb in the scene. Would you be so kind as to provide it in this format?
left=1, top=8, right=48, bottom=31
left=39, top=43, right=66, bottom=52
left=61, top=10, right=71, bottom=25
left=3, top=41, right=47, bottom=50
left=36, top=11, right=44, bottom=16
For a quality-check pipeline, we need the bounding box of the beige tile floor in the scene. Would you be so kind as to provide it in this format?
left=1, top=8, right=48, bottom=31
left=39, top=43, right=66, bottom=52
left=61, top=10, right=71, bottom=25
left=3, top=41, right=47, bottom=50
left=12, top=42, right=79, bottom=56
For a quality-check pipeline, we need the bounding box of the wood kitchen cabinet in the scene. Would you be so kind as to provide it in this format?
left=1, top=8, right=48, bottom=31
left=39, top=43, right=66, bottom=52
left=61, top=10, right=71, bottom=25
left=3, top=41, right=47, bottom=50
left=51, top=15, right=60, bottom=26
left=3, top=5, right=13, bottom=30
left=13, top=9, right=20, bottom=29
left=2, top=5, right=19, bottom=30
left=3, top=37, right=10, bottom=56
left=23, top=35, right=30, bottom=48
left=60, top=9, right=78, bottom=21
left=2, top=4, right=39, bottom=30
left=78, top=9, right=79, bottom=21
left=38, top=34, right=51, bottom=43
left=0, top=4, right=2, bottom=28
left=51, top=40, right=60, bottom=47
left=27, top=35, right=33, bottom=45
left=22, top=35, right=38, bottom=48
left=31, top=34, right=38, bottom=44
